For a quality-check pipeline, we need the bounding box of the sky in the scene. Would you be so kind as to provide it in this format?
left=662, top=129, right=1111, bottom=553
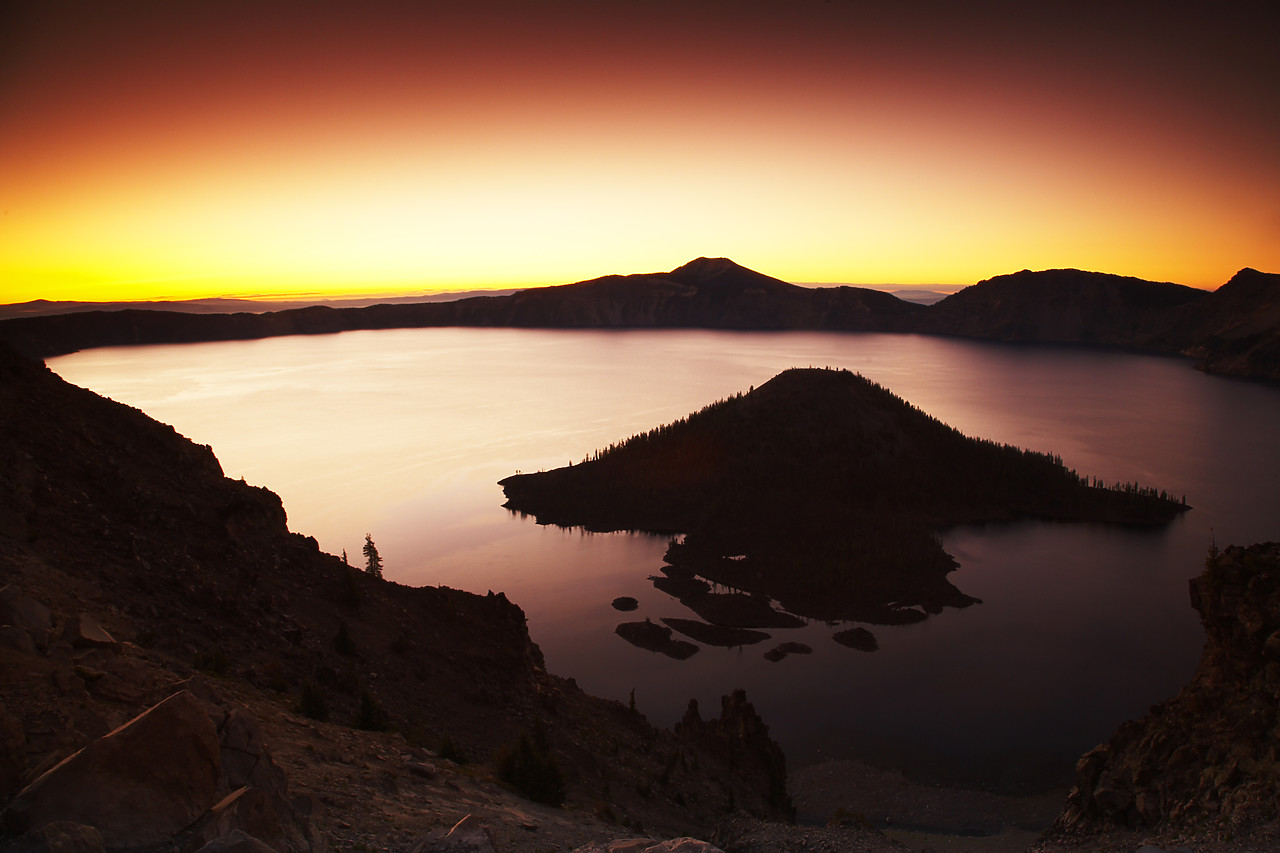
left=2, top=0, right=1277, bottom=302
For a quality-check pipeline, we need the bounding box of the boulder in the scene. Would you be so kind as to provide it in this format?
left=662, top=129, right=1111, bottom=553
left=581, top=842, right=657, bottom=853
left=0, top=700, right=26, bottom=798
left=189, top=787, right=284, bottom=852
left=193, top=829, right=279, bottom=853
left=407, top=814, right=497, bottom=853
left=642, top=842, right=724, bottom=853
left=85, top=656, right=152, bottom=705
left=218, top=707, right=288, bottom=797
left=2, top=690, right=221, bottom=847
left=8, top=820, right=106, bottom=853
left=573, top=840, right=725, bottom=853
left=0, top=625, right=36, bottom=653
left=406, top=760, right=437, bottom=779
left=62, top=614, right=116, bottom=649
left=173, top=677, right=318, bottom=853
left=0, top=585, right=53, bottom=643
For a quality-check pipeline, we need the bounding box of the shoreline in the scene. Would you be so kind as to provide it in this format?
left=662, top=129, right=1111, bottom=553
left=792, top=758, right=1067, bottom=843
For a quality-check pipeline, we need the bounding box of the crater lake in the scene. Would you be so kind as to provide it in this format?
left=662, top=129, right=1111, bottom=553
left=49, top=327, right=1280, bottom=793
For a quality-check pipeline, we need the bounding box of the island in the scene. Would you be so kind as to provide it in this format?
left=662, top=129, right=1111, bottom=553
left=500, top=368, right=1188, bottom=630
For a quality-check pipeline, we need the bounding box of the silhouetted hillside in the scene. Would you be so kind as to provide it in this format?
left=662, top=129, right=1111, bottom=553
left=0, top=289, right=519, bottom=320
left=501, top=368, right=1187, bottom=625
left=917, top=268, right=1204, bottom=343
left=1152, top=267, right=1280, bottom=379
left=3, top=258, right=1277, bottom=380
left=0, top=258, right=920, bottom=358
left=919, top=267, right=1280, bottom=380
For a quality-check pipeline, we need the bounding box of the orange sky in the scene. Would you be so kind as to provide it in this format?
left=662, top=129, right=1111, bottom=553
left=2, top=1, right=1277, bottom=302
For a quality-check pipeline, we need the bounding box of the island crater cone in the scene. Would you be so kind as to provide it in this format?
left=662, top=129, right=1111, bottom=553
left=500, top=367, right=1187, bottom=627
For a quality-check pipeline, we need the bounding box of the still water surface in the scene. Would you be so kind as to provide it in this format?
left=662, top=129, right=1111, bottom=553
left=51, top=329, right=1280, bottom=791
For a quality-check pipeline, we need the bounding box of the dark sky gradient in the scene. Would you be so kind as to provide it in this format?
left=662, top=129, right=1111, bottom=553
left=3, top=1, right=1277, bottom=300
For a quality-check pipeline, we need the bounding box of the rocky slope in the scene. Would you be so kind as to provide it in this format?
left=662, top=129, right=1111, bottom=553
left=1155, top=267, right=1280, bottom=379
left=920, top=267, right=1280, bottom=381
left=0, top=344, right=824, bottom=852
left=1036, top=541, right=1280, bottom=852
left=2, top=259, right=1277, bottom=381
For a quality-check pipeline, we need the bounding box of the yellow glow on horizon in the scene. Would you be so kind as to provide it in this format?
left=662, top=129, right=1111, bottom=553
left=5, top=116, right=1266, bottom=303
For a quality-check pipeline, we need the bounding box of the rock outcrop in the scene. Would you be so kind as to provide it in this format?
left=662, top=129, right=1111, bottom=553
left=1047, top=541, right=1280, bottom=845
left=674, top=691, right=792, bottom=822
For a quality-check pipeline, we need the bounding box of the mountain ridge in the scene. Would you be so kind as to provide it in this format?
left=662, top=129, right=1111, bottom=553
left=1, top=258, right=1277, bottom=380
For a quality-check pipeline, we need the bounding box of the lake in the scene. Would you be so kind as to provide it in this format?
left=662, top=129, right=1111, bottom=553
left=49, top=328, right=1280, bottom=792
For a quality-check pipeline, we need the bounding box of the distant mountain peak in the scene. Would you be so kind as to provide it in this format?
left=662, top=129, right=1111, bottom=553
left=669, top=257, right=746, bottom=279
left=1220, top=267, right=1278, bottom=291
left=666, top=257, right=798, bottom=292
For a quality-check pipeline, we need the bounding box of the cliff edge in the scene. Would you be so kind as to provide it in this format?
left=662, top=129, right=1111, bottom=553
left=1040, top=541, right=1280, bottom=851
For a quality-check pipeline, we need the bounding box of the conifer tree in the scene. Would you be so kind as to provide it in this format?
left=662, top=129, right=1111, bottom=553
left=362, top=533, right=383, bottom=579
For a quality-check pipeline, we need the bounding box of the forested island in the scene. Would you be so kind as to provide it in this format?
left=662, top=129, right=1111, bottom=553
left=500, top=368, right=1188, bottom=628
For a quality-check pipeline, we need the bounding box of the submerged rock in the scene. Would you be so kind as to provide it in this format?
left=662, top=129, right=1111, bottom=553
left=763, top=642, right=813, bottom=662
left=615, top=620, right=699, bottom=660
left=832, top=626, right=878, bottom=652
left=661, top=618, right=770, bottom=647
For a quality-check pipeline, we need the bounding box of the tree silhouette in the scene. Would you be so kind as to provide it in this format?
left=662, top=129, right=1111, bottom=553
left=362, top=533, right=383, bottom=579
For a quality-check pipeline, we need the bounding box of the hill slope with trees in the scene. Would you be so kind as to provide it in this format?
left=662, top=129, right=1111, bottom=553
left=501, top=368, right=1187, bottom=625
